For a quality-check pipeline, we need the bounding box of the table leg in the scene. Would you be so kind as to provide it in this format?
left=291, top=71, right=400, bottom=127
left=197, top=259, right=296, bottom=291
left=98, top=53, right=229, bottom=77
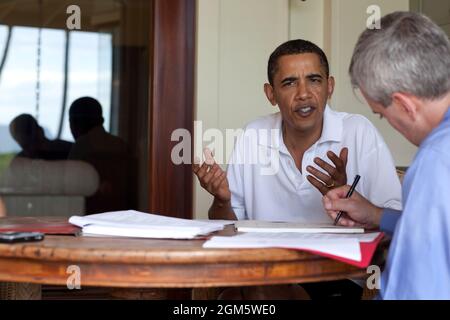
left=192, top=288, right=224, bottom=300
left=0, top=282, right=42, bottom=300
left=109, top=288, right=191, bottom=300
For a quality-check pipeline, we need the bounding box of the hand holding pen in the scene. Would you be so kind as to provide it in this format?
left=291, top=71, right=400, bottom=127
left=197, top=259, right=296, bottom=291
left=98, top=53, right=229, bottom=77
left=323, top=175, right=384, bottom=229
left=334, top=175, right=360, bottom=225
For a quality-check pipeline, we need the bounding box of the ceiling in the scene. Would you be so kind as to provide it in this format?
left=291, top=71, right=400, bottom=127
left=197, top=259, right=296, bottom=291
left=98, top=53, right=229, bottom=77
left=0, top=0, right=152, bottom=46
left=0, top=0, right=123, bottom=32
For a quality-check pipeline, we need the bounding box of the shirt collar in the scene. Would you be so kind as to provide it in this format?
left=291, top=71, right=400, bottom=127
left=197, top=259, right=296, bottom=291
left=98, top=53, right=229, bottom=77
left=418, top=106, right=450, bottom=148
left=444, top=107, right=450, bottom=121
left=259, top=104, right=343, bottom=150
left=318, top=105, right=343, bottom=144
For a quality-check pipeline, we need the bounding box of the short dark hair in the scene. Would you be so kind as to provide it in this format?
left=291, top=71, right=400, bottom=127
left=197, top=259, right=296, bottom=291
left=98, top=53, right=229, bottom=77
left=69, top=97, right=103, bottom=121
left=267, top=39, right=330, bottom=86
left=9, top=114, right=42, bottom=143
left=69, top=97, right=104, bottom=137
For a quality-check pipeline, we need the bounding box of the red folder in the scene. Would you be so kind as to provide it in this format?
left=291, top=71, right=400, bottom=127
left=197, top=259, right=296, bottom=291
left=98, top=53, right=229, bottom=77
left=301, top=232, right=385, bottom=268
left=0, top=216, right=80, bottom=235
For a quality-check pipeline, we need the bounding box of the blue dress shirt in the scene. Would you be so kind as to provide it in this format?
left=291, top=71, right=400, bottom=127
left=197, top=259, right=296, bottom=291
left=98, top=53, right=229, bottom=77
left=380, top=208, right=401, bottom=235
left=380, top=107, right=450, bottom=299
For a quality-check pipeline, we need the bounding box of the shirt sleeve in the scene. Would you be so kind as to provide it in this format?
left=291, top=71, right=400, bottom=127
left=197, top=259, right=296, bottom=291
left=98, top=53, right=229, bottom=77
left=380, top=208, right=402, bottom=235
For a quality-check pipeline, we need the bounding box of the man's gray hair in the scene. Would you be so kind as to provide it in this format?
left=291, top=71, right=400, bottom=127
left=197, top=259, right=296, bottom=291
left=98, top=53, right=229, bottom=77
left=349, top=11, right=450, bottom=107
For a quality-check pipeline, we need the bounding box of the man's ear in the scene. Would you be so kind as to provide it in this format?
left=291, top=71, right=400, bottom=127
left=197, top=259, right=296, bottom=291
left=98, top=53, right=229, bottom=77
left=327, top=76, right=335, bottom=99
left=264, top=83, right=277, bottom=106
left=391, top=92, right=418, bottom=121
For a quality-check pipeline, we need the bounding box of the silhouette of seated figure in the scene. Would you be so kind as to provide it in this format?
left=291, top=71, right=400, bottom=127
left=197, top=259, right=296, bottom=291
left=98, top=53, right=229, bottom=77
left=68, top=97, right=130, bottom=214
left=9, top=114, right=72, bottom=161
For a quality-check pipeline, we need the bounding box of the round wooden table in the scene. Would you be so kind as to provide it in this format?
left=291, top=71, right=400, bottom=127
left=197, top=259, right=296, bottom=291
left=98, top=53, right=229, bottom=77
left=0, top=226, right=371, bottom=294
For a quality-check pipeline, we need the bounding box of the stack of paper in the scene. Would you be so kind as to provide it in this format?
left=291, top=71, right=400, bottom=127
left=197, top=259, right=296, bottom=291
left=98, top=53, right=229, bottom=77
left=69, top=210, right=231, bottom=239
left=203, top=232, right=381, bottom=264
left=235, top=220, right=364, bottom=234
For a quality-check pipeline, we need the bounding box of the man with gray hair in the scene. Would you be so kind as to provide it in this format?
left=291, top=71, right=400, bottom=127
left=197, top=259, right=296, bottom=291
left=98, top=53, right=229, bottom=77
left=323, top=11, right=450, bottom=299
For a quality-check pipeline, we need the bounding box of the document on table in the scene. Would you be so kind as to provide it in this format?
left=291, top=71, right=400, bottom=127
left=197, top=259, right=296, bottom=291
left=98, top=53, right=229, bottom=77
left=196, top=219, right=236, bottom=226
left=203, top=232, right=381, bottom=262
left=234, top=220, right=364, bottom=234
left=69, top=210, right=229, bottom=239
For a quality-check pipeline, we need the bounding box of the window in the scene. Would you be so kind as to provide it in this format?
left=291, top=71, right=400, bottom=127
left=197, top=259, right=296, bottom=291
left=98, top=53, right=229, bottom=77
left=0, top=0, right=151, bottom=216
left=0, top=26, right=112, bottom=146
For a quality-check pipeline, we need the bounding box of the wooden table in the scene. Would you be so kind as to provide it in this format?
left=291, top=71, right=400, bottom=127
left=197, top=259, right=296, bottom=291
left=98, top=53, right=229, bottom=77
left=0, top=225, right=380, bottom=299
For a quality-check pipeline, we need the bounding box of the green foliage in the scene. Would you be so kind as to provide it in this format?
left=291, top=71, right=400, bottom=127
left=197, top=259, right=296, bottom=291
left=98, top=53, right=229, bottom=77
left=0, top=153, right=14, bottom=176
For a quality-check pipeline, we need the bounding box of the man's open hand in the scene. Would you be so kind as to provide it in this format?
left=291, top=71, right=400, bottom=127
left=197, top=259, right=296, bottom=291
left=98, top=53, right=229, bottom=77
left=192, top=148, right=231, bottom=202
left=306, top=147, right=348, bottom=195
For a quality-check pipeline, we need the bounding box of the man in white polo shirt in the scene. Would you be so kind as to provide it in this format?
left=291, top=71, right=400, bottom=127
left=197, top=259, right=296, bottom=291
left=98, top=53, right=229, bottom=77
left=194, top=39, right=401, bottom=224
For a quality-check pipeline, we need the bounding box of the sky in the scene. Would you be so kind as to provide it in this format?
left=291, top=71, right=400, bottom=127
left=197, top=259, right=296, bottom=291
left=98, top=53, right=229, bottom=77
left=0, top=25, right=112, bottom=152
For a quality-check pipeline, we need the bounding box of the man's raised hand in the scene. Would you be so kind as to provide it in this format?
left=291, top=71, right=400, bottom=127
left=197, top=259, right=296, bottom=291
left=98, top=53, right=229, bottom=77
left=192, top=148, right=231, bottom=202
left=306, top=147, right=348, bottom=195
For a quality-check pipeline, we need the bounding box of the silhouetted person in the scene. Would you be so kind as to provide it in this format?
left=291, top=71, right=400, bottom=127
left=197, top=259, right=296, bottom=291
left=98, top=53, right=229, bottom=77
left=9, top=114, right=72, bottom=161
left=68, top=97, right=129, bottom=214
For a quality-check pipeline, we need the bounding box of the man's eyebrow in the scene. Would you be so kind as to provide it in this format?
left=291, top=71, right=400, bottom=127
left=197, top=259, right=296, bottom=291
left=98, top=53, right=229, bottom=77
left=306, top=73, right=324, bottom=79
left=280, top=76, right=298, bottom=84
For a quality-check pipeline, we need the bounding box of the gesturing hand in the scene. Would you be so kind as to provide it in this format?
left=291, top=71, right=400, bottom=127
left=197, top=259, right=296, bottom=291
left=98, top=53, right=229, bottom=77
left=192, top=148, right=231, bottom=202
left=306, top=147, right=348, bottom=196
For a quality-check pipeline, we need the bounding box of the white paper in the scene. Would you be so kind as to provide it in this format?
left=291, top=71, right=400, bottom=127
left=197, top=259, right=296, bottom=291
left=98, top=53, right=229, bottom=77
left=235, top=220, right=364, bottom=234
left=319, top=232, right=381, bottom=243
left=69, top=210, right=226, bottom=239
left=203, top=232, right=380, bottom=262
left=196, top=219, right=236, bottom=226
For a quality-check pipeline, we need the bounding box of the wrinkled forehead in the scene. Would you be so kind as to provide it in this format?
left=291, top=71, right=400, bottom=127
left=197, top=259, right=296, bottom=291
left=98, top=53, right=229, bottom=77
left=274, top=53, right=327, bottom=78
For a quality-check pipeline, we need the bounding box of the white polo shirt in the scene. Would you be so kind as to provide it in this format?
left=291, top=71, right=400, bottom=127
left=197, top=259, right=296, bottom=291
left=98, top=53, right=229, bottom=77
left=227, top=105, right=402, bottom=223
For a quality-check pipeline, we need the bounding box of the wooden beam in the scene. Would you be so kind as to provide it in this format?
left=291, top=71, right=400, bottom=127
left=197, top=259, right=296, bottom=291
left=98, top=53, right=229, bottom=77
left=0, top=1, right=17, bottom=21
left=149, top=0, right=195, bottom=219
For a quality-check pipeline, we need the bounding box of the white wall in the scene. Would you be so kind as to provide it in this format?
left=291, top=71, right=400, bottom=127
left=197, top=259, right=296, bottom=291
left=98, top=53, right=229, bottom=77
left=419, top=0, right=450, bottom=37
left=195, top=0, right=414, bottom=219
left=195, top=0, right=289, bottom=219
left=329, top=0, right=414, bottom=168
left=289, top=0, right=331, bottom=56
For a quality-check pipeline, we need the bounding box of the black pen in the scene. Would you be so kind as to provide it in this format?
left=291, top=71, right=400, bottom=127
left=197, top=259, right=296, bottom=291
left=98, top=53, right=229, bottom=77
left=333, top=175, right=361, bottom=226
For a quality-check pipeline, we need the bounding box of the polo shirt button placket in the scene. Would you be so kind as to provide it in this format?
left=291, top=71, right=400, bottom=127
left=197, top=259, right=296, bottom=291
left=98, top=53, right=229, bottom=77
left=287, top=158, right=300, bottom=190
left=289, top=158, right=296, bottom=171
left=300, top=153, right=312, bottom=189
left=295, top=160, right=303, bottom=189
